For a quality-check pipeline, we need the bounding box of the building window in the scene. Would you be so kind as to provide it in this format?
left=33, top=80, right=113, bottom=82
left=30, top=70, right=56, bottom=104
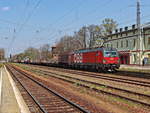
left=148, top=54, right=150, bottom=58
left=117, top=42, right=118, bottom=48
left=121, top=41, right=123, bottom=48
left=134, top=54, right=137, bottom=63
left=133, top=39, right=136, bottom=47
left=126, top=40, right=128, bottom=47
left=116, top=34, right=118, bottom=38
left=107, top=44, right=109, bottom=47
left=120, top=33, right=122, bottom=37
left=148, top=37, right=150, bottom=45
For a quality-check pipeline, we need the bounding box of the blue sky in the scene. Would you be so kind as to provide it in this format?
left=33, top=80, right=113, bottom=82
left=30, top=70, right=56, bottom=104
left=0, top=0, right=150, bottom=56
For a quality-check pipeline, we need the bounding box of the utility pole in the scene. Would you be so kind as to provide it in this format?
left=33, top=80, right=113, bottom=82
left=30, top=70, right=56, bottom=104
left=89, top=31, right=93, bottom=48
left=137, top=0, right=142, bottom=65
left=83, top=27, right=87, bottom=48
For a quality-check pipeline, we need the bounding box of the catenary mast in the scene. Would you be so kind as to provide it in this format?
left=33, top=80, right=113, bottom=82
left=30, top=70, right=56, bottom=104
left=137, top=0, right=142, bottom=65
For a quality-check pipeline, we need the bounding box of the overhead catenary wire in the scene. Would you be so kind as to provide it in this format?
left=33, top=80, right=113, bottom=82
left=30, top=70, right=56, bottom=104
left=16, top=0, right=30, bottom=28
left=7, top=28, right=16, bottom=57
left=7, top=0, right=129, bottom=50
left=84, top=0, right=113, bottom=17
left=58, top=1, right=150, bottom=38
left=32, top=0, right=150, bottom=46
left=37, top=0, right=113, bottom=45
left=0, top=17, right=44, bottom=30
left=39, top=0, right=86, bottom=33
left=7, top=0, right=43, bottom=56
left=27, top=0, right=87, bottom=48
left=118, top=14, right=150, bottom=27
left=17, top=0, right=42, bottom=33
left=51, top=0, right=112, bottom=30
left=5, top=0, right=150, bottom=57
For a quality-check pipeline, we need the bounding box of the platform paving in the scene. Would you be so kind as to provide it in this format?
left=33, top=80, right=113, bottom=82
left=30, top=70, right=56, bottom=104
left=0, top=66, right=30, bottom=113
left=120, top=64, right=150, bottom=70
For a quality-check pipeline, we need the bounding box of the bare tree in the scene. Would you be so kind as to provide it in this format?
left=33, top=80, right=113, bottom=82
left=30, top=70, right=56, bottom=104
left=54, top=34, right=83, bottom=54
left=75, top=26, right=87, bottom=48
left=40, top=44, right=51, bottom=62
left=101, top=18, right=118, bottom=36
left=52, top=18, right=118, bottom=55
left=86, top=25, right=102, bottom=48
left=24, top=47, right=40, bottom=62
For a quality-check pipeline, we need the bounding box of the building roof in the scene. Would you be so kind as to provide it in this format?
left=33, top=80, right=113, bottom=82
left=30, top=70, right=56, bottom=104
left=107, top=23, right=150, bottom=37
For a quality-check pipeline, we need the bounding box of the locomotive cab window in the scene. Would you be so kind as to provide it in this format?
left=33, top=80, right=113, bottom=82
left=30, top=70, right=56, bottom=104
left=104, top=51, right=118, bottom=57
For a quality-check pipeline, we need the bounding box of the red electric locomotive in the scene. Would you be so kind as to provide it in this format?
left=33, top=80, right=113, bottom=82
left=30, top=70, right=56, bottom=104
left=58, top=47, right=120, bottom=72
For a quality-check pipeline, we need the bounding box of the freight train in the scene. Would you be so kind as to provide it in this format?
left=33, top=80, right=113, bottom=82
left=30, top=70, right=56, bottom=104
left=58, top=47, right=120, bottom=72
left=22, top=46, right=120, bottom=72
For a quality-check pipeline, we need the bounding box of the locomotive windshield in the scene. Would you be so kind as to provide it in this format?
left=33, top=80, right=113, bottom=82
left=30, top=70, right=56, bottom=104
left=104, top=51, right=118, bottom=57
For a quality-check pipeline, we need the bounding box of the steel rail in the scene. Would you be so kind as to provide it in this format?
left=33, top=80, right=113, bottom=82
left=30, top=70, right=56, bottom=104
left=7, top=65, right=90, bottom=113
left=7, top=66, right=47, bottom=113
left=29, top=69, right=150, bottom=107
left=35, top=69, right=150, bottom=98
left=27, top=64, right=150, bottom=87
left=67, top=70, right=150, bottom=85
left=33, top=65, right=150, bottom=87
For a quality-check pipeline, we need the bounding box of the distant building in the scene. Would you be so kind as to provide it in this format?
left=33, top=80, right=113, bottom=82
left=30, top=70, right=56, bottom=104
left=51, top=46, right=59, bottom=63
left=0, top=48, right=5, bottom=61
left=103, top=23, right=150, bottom=65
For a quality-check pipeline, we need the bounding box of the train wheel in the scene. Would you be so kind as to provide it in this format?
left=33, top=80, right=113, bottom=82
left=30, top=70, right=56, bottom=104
left=108, top=68, right=117, bottom=73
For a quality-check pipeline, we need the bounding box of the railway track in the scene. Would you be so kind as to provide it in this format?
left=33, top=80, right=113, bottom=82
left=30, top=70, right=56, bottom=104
left=6, top=65, right=90, bottom=113
left=7, top=67, right=45, bottom=113
left=61, top=69, right=150, bottom=87
left=30, top=65, right=150, bottom=88
left=17, top=64, right=150, bottom=108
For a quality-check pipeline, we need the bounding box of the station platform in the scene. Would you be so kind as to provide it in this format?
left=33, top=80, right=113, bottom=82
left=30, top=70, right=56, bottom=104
left=120, top=64, right=150, bottom=70
left=0, top=66, right=30, bottom=113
